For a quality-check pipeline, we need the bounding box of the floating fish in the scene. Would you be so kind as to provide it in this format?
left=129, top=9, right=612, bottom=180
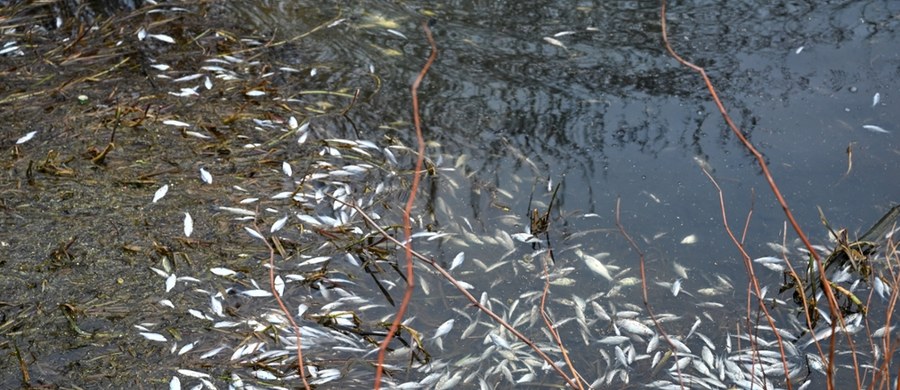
left=542, top=36, right=567, bottom=49
left=270, top=215, right=288, bottom=233
left=680, top=234, right=697, bottom=244
left=148, top=34, right=175, bottom=44
left=671, top=278, right=682, bottom=297
left=199, top=167, right=212, bottom=184
left=432, top=319, right=454, bottom=339
left=140, top=332, right=167, bottom=342
left=449, top=251, right=465, bottom=271
left=863, top=125, right=890, bottom=134
left=152, top=184, right=169, bottom=203
left=16, top=130, right=37, bottom=144
left=183, top=212, right=193, bottom=237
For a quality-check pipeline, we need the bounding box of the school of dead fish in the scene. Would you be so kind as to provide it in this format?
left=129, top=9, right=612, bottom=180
left=9, top=5, right=895, bottom=389
left=128, top=20, right=900, bottom=390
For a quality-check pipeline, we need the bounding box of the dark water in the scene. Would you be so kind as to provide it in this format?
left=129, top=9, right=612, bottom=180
left=225, top=0, right=898, bottom=239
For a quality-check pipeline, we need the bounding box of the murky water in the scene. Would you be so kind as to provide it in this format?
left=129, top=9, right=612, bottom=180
left=2, top=0, right=898, bottom=389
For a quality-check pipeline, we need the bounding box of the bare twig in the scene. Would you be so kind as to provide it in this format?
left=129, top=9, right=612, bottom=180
left=374, top=21, right=438, bottom=390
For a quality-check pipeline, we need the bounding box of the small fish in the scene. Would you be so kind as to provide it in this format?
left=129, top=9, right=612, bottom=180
left=152, top=184, right=169, bottom=203
left=671, top=278, right=682, bottom=297
left=616, top=318, right=654, bottom=337
left=172, top=74, right=203, bottom=83
left=165, top=273, right=177, bottom=292
left=274, top=275, right=285, bottom=296
left=178, top=342, right=196, bottom=355
left=672, top=261, right=689, bottom=279
left=240, top=289, right=273, bottom=297
left=271, top=215, right=288, bottom=233
left=245, top=90, right=266, bottom=97
left=680, top=234, right=697, bottom=244
left=199, top=167, right=212, bottom=184
left=209, top=269, right=239, bottom=282
left=542, top=36, right=567, bottom=49
left=282, top=161, right=292, bottom=177
left=578, top=250, right=613, bottom=281
left=16, top=130, right=37, bottom=144
left=431, top=319, right=454, bottom=339
left=863, top=125, right=890, bottom=134
left=140, top=332, right=168, bottom=342
left=148, top=33, right=175, bottom=44
left=163, top=119, right=191, bottom=127
left=243, top=226, right=265, bottom=241
left=183, top=212, right=193, bottom=237
left=450, top=251, right=465, bottom=271
left=795, top=46, right=804, bottom=54
left=873, top=92, right=880, bottom=107
left=386, top=29, right=407, bottom=39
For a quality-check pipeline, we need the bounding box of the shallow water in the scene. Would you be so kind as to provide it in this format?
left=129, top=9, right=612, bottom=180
left=2, top=0, right=898, bottom=389
left=218, top=0, right=900, bottom=387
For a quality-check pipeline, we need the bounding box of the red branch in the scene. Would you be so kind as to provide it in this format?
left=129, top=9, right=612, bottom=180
left=660, top=1, right=860, bottom=388
left=373, top=21, right=438, bottom=389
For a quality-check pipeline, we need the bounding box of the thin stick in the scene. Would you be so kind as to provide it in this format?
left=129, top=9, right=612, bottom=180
left=540, top=254, right=585, bottom=390
left=700, top=168, right=793, bottom=390
left=614, top=198, right=685, bottom=388
left=374, top=21, right=437, bottom=389
left=253, top=221, right=310, bottom=390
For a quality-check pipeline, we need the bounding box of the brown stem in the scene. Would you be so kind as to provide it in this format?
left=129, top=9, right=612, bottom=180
left=374, top=21, right=437, bottom=389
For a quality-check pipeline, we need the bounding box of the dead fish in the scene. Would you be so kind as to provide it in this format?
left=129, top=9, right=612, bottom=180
left=542, top=36, right=567, bottom=50
left=199, top=167, right=212, bottom=184
left=616, top=318, right=654, bottom=337
left=152, top=184, right=169, bottom=203
left=450, top=251, right=465, bottom=271
left=577, top=249, right=613, bottom=281
left=431, top=319, right=454, bottom=340
left=671, top=278, right=682, bottom=297
left=148, top=33, right=175, bottom=44
left=183, top=212, right=193, bottom=237
left=15, top=130, right=37, bottom=145
left=863, top=125, right=890, bottom=134
left=873, top=92, right=880, bottom=107
left=672, top=261, right=689, bottom=279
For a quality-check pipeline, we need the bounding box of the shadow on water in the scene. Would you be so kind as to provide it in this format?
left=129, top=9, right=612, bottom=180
left=1, top=0, right=898, bottom=388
